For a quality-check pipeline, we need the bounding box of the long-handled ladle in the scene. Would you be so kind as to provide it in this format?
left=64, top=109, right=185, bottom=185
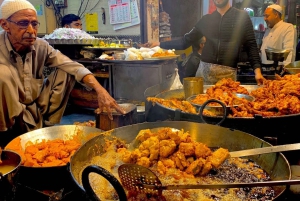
left=118, top=164, right=300, bottom=193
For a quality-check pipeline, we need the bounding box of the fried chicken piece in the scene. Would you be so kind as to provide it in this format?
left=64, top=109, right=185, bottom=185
left=148, top=137, right=160, bottom=161
left=157, top=161, right=167, bottom=174
left=129, top=149, right=142, bottom=163
left=35, top=140, right=48, bottom=150
left=208, top=148, right=230, bottom=168
left=137, top=136, right=159, bottom=162
left=156, top=127, right=171, bottom=140
left=33, top=148, right=49, bottom=163
left=160, top=158, right=175, bottom=168
left=24, top=153, right=40, bottom=167
left=137, top=157, right=150, bottom=168
left=25, top=145, right=39, bottom=155
left=167, top=130, right=181, bottom=145
left=160, top=140, right=176, bottom=158
left=185, top=159, right=204, bottom=175
left=45, top=155, right=56, bottom=162
left=179, top=143, right=195, bottom=157
left=172, top=152, right=188, bottom=170
left=200, top=159, right=212, bottom=176
left=136, top=129, right=153, bottom=142
left=194, top=142, right=212, bottom=158
left=177, top=131, right=192, bottom=143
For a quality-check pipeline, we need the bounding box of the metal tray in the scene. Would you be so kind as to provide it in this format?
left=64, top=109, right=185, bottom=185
left=83, top=47, right=127, bottom=51
left=187, top=93, right=255, bottom=108
left=95, top=103, right=137, bottom=115
left=94, top=58, right=168, bottom=64
left=144, top=55, right=179, bottom=60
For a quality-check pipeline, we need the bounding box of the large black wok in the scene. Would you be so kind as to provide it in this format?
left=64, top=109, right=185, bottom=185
left=69, top=121, right=291, bottom=200
left=145, top=88, right=300, bottom=147
left=4, top=125, right=104, bottom=191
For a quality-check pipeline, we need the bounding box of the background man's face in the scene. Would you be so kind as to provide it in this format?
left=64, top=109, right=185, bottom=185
left=65, top=20, right=82, bottom=30
left=213, top=0, right=230, bottom=8
left=264, top=8, right=279, bottom=28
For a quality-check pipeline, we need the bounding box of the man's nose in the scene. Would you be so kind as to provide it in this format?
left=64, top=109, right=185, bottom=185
left=26, top=23, right=35, bottom=33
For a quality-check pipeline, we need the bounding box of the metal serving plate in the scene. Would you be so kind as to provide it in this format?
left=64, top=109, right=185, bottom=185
left=95, top=103, right=137, bottom=115
left=143, top=55, right=179, bottom=60
left=186, top=93, right=255, bottom=111
left=153, top=86, right=258, bottom=113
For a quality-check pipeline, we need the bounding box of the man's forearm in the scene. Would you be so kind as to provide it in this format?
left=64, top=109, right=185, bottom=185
left=82, top=74, right=105, bottom=93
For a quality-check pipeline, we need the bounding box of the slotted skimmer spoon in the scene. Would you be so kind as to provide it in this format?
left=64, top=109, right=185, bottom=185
left=118, top=164, right=300, bottom=193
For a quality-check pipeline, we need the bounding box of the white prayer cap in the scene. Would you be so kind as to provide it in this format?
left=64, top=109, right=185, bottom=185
left=267, top=4, right=282, bottom=14
left=0, top=0, right=37, bottom=19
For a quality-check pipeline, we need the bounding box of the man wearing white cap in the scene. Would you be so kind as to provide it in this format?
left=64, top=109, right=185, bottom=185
left=0, top=0, right=124, bottom=147
left=261, top=4, right=297, bottom=66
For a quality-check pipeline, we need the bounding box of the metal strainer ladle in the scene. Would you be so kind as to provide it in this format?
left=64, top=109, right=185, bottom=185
left=118, top=164, right=300, bottom=194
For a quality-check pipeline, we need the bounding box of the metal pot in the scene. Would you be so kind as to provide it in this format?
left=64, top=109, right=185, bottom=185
left=69, top=121, right=291, bottom=200
left=0, top=150, right=22, bottom=199
left=4, top=125, right=104, bottom=191
left=265, top=48, right=290, bottom=62
left=0, top=150, right=21, bottom=180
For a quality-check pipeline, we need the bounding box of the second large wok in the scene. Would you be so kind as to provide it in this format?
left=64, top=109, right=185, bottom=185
left=145, top=88, right=300, bottom=142
left=69, top=121, right=291, bottom=200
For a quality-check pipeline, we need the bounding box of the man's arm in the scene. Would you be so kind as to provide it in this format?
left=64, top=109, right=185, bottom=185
left=242, top=13, right=265, bottom=85
left=82, top=74, right=125, bottom=120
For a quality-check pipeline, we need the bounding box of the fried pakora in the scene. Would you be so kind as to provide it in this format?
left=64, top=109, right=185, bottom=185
left=122, top=128, right=230, bottom=177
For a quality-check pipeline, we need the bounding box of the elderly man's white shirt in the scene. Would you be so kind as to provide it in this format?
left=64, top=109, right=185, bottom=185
left=260, top=20, right=297, bottom=66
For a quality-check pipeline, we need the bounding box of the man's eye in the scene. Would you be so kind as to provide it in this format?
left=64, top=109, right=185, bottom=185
left=18, top=21, right=29, bottom=26
left=31, top=22, right=39, bottom=26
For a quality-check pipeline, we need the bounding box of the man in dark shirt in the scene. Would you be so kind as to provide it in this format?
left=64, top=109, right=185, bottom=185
left=147, top=0, right=265, bottom=85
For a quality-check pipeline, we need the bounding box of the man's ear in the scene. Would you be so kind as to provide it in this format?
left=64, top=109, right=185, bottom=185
left=0, top=19, right=10, bottom=32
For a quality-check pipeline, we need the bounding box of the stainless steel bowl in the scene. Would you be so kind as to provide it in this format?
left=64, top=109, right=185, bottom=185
left=265, top=48, right=291, bottom=62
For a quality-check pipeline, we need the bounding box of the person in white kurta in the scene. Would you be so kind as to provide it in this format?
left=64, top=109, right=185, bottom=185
left=260, top=4, right=297, bottom=66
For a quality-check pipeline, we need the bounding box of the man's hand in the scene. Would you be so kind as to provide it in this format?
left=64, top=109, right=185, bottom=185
left=82, top=74, right=125, bottom=120
left=254, top=68, right=266, bottom=86
left=95, top=88, right=125, bottom=120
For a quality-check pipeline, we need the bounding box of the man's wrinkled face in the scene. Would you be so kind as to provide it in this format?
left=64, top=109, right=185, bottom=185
left=65, top=20, right=82, bottom=30
left=3, top=9, right=38, bottom=49
left=213, top=0, right=230, bottom=8
left=264, top=8, right=280, bottom=28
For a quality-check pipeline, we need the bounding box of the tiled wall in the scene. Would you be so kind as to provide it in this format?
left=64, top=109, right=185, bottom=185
left=43, top=0, right=141, bottom=37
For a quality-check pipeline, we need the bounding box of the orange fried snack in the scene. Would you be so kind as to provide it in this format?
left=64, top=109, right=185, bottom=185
left=151, top=50, right=175, bottom=57
left=23, top=139, right=81, bottom=167
left=147, top=97, right=197, bottom=114
left=5, top=136, right=81, bottom=167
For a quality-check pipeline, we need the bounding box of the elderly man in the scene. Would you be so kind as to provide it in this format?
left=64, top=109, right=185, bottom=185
left=261, top=4, right=297, bottom=66
left=0, top=0, right=123, bottom=147
left=61, top=14, right=82, bottom=30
